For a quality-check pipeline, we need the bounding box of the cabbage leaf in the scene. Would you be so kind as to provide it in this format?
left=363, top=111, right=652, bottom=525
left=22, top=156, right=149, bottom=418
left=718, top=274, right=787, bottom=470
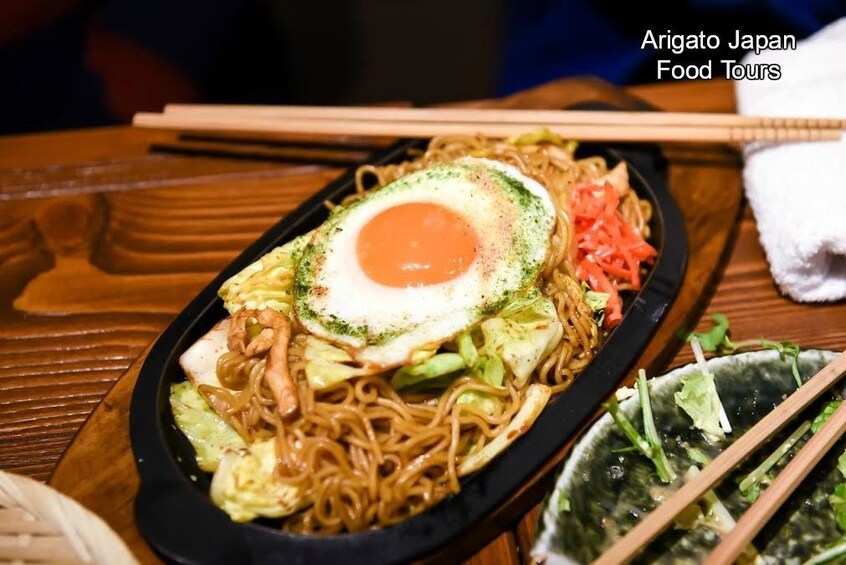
left=169, top=381, right=245, bottom=472
left=450, top=332, right=498, bottom=414
left=388, top=330, right=501, bottom=413
left=456, top=390, right=498, bottom=415
left=304, top=336, right=378, bottom=389
left=390, top=353, right=466, bottom=390
left=457, top=384, right=551, bottom=476
left=584, top=290, right=610, bottom=313
left=479, top=352, right=505, bottom=388
left=390, top=289, right=561, bottom=395
left=506, top=127, right=576, bottom=152
left=210, top=439, right=302, bottom=522
left=454, top=330, right=503, bottom=387
left=218, top=233, right=310, bottom=315
left=481, top=289, right=563, bottom=385
left=456, top=332, right=479, bottom=368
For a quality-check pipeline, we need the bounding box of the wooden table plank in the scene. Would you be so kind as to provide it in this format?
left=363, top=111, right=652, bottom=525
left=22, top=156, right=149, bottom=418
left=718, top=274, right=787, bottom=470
left=0, top=169, right=345, bottom=482
left=465, top=530, right=521, bottom=565
left=0, top=127, right=180, bottom=169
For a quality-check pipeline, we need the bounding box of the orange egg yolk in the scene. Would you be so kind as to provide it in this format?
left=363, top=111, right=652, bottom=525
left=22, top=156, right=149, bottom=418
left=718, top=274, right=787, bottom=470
left=356, top=202, right=478, bottom=287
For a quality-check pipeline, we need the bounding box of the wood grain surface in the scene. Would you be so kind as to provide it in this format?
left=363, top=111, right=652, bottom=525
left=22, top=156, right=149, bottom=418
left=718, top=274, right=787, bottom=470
left=0, top=76, right=839, bottom=564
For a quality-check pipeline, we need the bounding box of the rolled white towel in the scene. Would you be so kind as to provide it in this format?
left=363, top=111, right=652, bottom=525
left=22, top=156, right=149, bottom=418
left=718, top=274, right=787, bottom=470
left=734, top=18, right=846, bottom=302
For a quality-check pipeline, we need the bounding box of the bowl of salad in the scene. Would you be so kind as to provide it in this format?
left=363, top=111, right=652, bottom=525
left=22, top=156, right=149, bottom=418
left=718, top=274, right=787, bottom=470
left=533, top=339, right=846, bottom=564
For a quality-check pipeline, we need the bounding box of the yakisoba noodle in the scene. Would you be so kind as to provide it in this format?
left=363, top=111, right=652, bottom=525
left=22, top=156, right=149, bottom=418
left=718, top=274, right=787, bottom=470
left=191, top=135, right=653, bottom=534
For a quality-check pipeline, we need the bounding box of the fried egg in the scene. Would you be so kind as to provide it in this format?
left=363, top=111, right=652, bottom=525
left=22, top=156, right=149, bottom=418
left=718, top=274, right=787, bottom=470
left=293, top=157, right=556, bottom=368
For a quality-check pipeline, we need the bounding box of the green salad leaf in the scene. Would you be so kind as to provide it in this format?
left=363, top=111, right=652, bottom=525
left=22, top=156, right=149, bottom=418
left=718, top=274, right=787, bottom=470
left=605, top=370, right=676, bottom=483
left=805, top=541, right=846, bottom=565
left=830, top=484, right=846, bottom=532
left=169, top=381, right=245, bottom=472
left=682, top=337, right=734, bottom=442
left=686, top=313, right=803, bottom=388
left=683, top=444, right=712, bottom=467
left=808, top=450, right=846, bottom=565
left=682, top=466, right=733, bottom=536
left=557, top=491, right=571, bottom=513
left=760, top=340, right=803, bottom=388
left=740, top=398, right=839, bottom=504
left=674, top=371, right=728, bottom=442
left=806, top=445, right=846, bottom=563
left=813, top=400, right=843, bottom=433
left=742, top=482, right=763, bottom=505
left=687, top=313, right=731, bottom=352
left=684, top=467, right=766, bottom=562
left=738, top=420, right=810, bottom=503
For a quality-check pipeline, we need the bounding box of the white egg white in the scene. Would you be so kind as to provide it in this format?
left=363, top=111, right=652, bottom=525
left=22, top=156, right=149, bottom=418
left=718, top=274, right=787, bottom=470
left=293, top=158, right=556, bottom=369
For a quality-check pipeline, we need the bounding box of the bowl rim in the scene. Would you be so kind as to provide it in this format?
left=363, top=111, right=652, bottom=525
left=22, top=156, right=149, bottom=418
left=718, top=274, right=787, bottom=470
left=532, top=348, right=841, bottom=564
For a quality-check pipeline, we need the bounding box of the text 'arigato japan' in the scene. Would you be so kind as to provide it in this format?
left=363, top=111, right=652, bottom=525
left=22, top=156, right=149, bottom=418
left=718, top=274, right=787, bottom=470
left=641, top=30, right=797, bottom=80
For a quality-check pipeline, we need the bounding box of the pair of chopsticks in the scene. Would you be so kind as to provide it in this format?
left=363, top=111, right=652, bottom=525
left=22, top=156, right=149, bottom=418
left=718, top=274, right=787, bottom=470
left=133, top=105, right=846, bottom=144
left=593, top=350, right=846, bottom=565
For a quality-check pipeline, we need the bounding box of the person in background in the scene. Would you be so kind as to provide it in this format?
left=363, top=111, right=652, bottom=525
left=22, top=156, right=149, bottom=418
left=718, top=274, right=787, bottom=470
left=0, top=0, right=354, bottom=134
left=0, top=0, right=489, bottom=135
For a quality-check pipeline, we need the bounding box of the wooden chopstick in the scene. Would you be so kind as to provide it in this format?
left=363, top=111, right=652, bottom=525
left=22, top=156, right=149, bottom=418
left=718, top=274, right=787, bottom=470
left=703, top=399, right=846, bottom=565
left=592, top=350, right=846, bottom=565
left=163, top=104, right=846, bottom=131
left=133, top=112, right=843, bottom=143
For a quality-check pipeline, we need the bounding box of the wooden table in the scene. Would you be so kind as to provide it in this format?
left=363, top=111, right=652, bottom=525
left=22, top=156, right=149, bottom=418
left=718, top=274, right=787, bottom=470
left=2, top=78, right=845, bottom=564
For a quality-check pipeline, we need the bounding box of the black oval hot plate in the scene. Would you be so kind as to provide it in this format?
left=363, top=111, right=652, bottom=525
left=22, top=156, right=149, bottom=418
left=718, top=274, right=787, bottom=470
left=130, top=138, right=687, bottom=565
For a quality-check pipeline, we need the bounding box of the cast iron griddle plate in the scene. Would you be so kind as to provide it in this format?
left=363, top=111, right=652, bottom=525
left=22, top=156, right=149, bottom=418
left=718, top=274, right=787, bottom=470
left=130, top=137, right=687, bottom=565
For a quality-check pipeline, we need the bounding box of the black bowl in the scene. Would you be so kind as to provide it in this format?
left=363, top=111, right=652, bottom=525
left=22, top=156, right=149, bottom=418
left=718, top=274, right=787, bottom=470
left=130, top=138, right=688, bottom=564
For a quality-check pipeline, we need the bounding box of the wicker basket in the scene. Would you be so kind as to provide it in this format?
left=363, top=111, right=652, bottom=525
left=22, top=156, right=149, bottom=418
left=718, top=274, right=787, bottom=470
left=0, top=470, right=138, bottom=564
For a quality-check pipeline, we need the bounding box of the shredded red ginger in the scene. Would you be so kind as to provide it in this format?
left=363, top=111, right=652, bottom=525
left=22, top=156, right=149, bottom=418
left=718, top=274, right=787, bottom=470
left=571, top=182, right=657, bottom=329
